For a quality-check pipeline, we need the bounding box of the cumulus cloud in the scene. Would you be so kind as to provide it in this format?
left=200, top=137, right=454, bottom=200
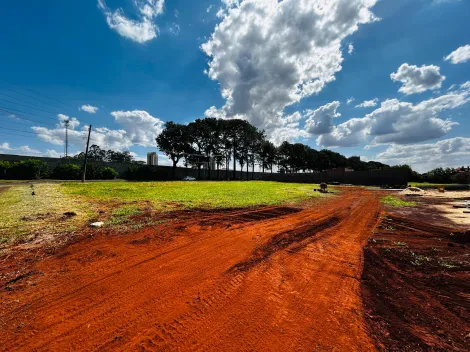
left=355, top=98, right=378, bottom=108
left=0, top=142, right=61, bottom=158
left=348, top=43, right=354, bottom=55
left=97, top=0, right=164, bottom=43
left=79, top=104, right=99, bottom=114
left=32, top=110, right=164, bottom=151
left=316, top=83, right=470, bottom=147
left=346, top=97, right=355, bottom=105
left=444, top=45, right=470, bottom=64
left=375, top=137, right=470, bottom=173
left=305, top=101, right=341, bottom=135
left=201, top=0, right=379, bottom=141
left=390, top=63, right=446, bottom=95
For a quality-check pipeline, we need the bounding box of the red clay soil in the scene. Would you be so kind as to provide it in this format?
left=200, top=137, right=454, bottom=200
left=362, top=212, right=470, bottom=351
left=0, top=188, right=382, bottom=352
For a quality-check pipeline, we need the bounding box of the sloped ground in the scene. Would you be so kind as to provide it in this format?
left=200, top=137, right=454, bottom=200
left=0, top=188, right=381, bottom=352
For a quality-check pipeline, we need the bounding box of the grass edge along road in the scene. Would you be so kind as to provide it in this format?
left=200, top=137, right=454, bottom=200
left=0, top=181, right=328, bottom=245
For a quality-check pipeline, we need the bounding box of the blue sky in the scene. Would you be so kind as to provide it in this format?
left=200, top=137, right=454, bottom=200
left=0, top=0, right=469, bottom=172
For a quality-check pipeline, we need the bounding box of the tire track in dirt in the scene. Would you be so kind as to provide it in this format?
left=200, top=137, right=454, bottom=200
left=0, top=188, right=382, bottom=352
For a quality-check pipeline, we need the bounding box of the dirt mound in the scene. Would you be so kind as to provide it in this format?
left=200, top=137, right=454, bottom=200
left=400, top=186, right=425, bottom=196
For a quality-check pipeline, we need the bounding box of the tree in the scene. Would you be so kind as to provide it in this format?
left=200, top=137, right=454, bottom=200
left=257, top=140, right=277, bottom=174
left=156, top=122, right=190, bottom=179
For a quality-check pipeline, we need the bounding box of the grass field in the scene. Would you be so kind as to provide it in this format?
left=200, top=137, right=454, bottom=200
left=0, top=181, right=326, bottom=244
left=61, top=181, right=325, bottom=208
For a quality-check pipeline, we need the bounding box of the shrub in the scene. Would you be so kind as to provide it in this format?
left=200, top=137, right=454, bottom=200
left=9, top=159, right=49, bottom=180
left=0, top=161, right=11, bottom=179
left=102, top=167, right=118, bottom=179
left=451, top=172, right=470, bottom=185
left=53, top=163, right=81, bottom=180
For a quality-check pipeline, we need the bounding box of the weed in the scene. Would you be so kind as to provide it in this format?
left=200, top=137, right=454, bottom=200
left=381, top=195, right=416, bottom=207
left=410, top=252, right=432, bottom=266
left=393, top=241, right=408, bottom=247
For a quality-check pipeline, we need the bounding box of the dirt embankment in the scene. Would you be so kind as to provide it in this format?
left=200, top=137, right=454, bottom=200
left=0, top=188, right=381, bottom=352
left=362, top=211, right=470, bottom=351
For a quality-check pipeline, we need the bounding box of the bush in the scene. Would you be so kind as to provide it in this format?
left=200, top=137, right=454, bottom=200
left=0, top=161, right=12, bottom=179
left=451, top=172, right=470, bottom=185
left=53, top=163, right=81, bottom=180
left=8, top=159, right=49, bottom=180
left=102, top=167, right=118, bottom=179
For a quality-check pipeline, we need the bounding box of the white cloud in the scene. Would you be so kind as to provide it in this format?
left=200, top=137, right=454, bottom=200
left=316, top=83, right=470, bottom=147
left=169, top=23, right=180, bottom=36
left=305, top=101, right=341, bottom=135
left=110, top=110, right=164, bottom=147
left=58, top=114, right=80, bottom=129
left=346, top=97, right=355, bottom=105
left=348, top=43, right=354, bottom=55
left=202, top=0, right=379, bottom=140
left=375, top=137, right=470, bottom=173
left=32, top=110, right=164, bottom=151
left=355, top=98, right=378, bottom=108
left=0, top=142, right=61, bottom=158
left=97, top=0, right=164, bottom=43
left=390, top=63, right=446, bottom=95
left=79, top=104, right=99, bottom=114
left=444, top=45, right=470, bottom=64
left=207, top=5, right=213, bottom=13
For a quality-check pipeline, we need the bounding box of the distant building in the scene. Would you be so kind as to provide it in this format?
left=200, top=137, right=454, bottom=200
left=147, top=152, right=158, bottom=166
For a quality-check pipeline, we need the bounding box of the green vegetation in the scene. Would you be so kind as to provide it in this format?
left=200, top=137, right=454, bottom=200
left=0, top=184, right=93, bottom=244
left=62, top=181, right=326, bottom=209
left=408, top=182, right=469, bottom=190
left=381, top=195, right=416, bottom=207
left=0, top=181, right=326, bottom=245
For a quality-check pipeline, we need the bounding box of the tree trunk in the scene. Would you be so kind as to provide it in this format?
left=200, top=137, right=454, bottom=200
left=172, top=160, right=177, bottom=180
left=246, top=159, right=249, bottom=180
left=217, top=163, right=220, bottom=180
left=252, top=161, right=254, bottom=180
left=233, top=146, right=236, bottom=180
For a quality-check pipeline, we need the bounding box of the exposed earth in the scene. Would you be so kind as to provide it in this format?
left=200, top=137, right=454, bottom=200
left=0, top=187, right=469, bottom=351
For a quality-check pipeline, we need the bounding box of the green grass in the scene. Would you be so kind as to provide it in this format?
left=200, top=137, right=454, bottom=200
left=62, top=181, right=327, bottom=210
left=0, top=184, right=94, bottom=244
left=0, top=181, right=327, bottom=245
left=381, top=195, right=416, bottom=207
left=408, top=182, right=469, bottom=190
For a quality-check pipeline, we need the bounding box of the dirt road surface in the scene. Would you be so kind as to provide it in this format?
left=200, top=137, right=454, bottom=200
left=1, top=188, right=382, bottom=351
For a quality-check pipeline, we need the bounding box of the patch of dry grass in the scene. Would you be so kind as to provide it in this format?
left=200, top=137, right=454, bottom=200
left=0, top=184, right=95, bottom=245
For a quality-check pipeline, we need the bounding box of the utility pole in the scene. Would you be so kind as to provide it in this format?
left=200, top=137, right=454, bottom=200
left=64, top=120, right=70, bottom=157
left=82, top=125, right=92, bottom=183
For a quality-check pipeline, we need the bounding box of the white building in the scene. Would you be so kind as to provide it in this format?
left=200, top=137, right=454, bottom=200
left=147, top=152, right=158, bottom=166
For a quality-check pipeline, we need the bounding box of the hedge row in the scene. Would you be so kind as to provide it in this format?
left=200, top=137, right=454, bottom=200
left=0, top=160, right=118, bottom=180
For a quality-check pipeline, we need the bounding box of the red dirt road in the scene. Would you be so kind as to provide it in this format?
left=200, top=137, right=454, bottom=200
left=1, top=189, right=382, bottom=351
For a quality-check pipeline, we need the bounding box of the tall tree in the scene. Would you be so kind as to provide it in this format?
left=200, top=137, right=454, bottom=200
left=156, top=122, right=190, bottom=179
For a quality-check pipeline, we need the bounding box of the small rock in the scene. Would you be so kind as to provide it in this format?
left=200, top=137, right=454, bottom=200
left=90, top=222, right=104, bottom=228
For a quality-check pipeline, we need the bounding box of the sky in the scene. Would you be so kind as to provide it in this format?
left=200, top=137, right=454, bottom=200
left=0, top=0, right=469, bottom=173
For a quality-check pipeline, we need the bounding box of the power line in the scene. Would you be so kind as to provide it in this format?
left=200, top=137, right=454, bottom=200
left=0, top=80, right=77, bottom=111
left=0, top=94, right=58, bottom=114
left=0, top=126, right=38, bottom=135
left=2, top=86, right=71, bottom=112
left=0, top=131, right=41, bottom=139
left=0, top=105, right=58, bottom=121
left=0, top=110, right=57, bottom=127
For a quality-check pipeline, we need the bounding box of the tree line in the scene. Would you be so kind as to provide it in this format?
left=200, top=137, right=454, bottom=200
left=156, top=117, right=411, bottom=180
